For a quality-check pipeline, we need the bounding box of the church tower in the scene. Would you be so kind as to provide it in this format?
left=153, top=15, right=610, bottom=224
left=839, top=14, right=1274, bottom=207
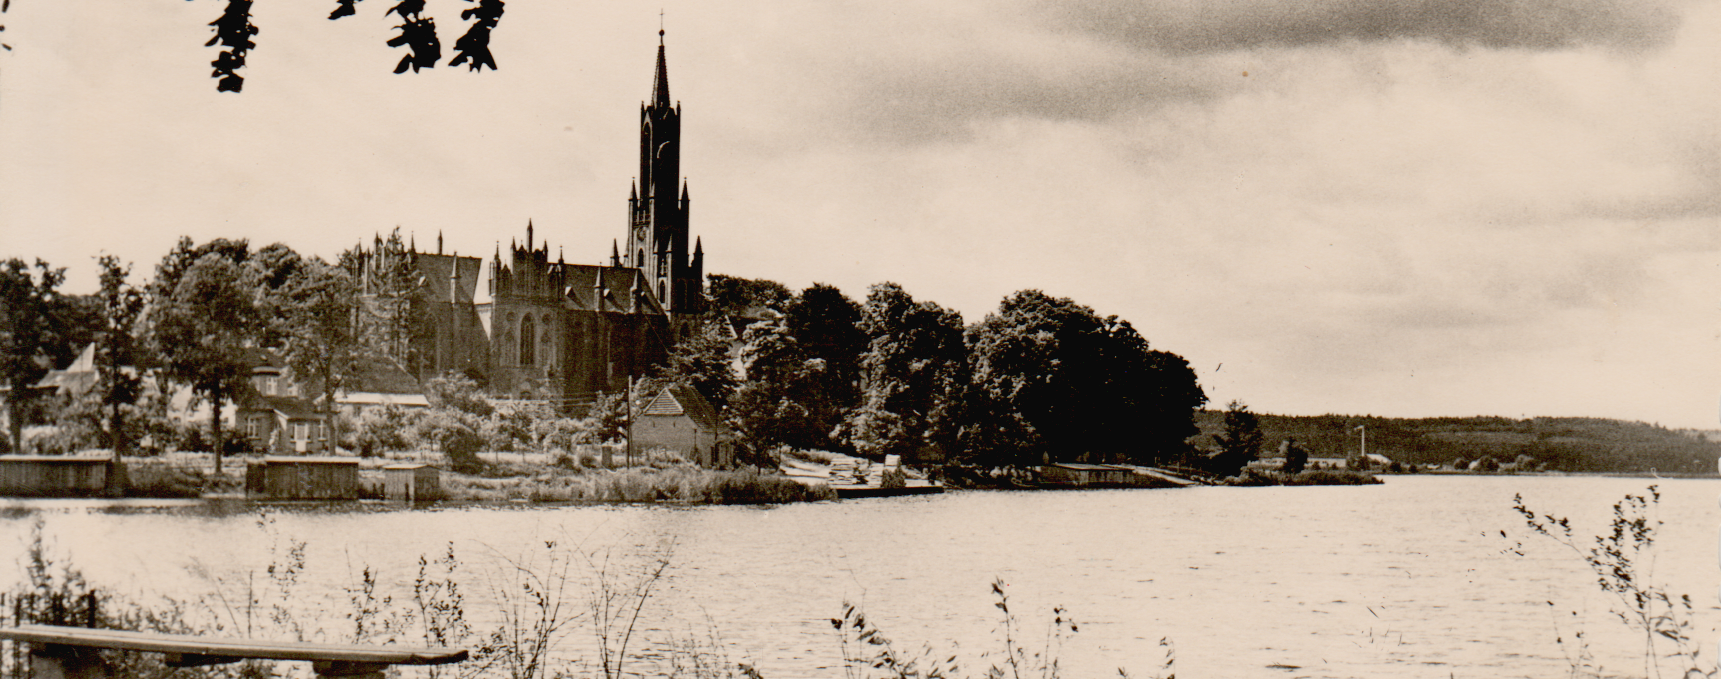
left=620, top=30, right=705, bottom=315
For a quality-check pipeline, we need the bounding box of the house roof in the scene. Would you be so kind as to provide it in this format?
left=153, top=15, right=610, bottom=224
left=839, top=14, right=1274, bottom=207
left=258, top=395, right=321, bottom=420
left=641, top=385, right=725, bottom=430
left=33, top=344, right=98, bottom=395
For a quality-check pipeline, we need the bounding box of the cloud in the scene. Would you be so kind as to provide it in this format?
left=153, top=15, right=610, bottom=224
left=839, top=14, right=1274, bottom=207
left=1047, top=0, right=1685, bottom=54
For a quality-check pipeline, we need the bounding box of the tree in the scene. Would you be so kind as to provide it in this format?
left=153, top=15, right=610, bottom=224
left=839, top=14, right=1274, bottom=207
left=842, top=282, right=967, bottom=462
left=148, top=237, right=251, bottom=303
left=652, top=319, right=738, bottom=412
left=278, top=258, right=363, bottom=420
left=704, top=274, right=792, bottom=318
left=0, top=259, right=65, bottom=453
left=93, top=256, right=145, bottom=453
left=1211, top=400, right=1263, bottom=477
left=729, top=318, right=826, bottom=453
left=142, top=254, right=262, bottom=473
left=966, top=290, right=1206, bottom=468
left=785, top=283, right=866, bottom=449
left=1280, top=437, right=1308, bottom=475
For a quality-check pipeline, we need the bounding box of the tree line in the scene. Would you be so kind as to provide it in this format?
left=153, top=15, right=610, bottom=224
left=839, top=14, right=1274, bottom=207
left=652, top=275, right=1209, bottom=469
left=1, top=238, right=370, bottom=473
left=2, top=240, right=1212, bottom=473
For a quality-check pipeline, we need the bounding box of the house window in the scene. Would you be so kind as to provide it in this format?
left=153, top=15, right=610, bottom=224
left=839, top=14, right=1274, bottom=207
left=258, top=375, right=277, bottom=395
left=294, top=422, right=308, bottom=442
left=520, top=315, right=536, bottom=365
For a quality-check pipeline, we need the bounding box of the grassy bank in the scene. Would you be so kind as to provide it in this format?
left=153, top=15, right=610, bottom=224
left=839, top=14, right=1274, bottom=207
left=1225, top=468, right=1382, bottom=486
left=445, top=465, right=836, bottom=504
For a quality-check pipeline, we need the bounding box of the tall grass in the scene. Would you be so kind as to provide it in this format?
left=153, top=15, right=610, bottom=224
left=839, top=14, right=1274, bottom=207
left=448, top=467, right=836, bottom=504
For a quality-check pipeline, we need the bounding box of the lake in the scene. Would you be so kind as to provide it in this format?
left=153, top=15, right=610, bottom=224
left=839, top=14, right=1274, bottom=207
left=1, top=475, right=1715, bottom=678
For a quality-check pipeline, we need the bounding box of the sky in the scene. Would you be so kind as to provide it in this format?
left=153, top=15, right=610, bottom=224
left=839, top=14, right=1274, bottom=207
left=0, top=1, right=1716, bottom=428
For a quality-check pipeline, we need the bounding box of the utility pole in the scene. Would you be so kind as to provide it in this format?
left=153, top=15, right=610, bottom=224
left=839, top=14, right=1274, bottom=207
left=625, top=374, right=635, bottom=467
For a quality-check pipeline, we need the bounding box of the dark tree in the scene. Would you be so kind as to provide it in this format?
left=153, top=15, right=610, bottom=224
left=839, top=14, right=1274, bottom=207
left=785, top=283, right=866, bottom=449
left=0, top=259, right=65, bottom=453
left=1212, top=400, right=1263, bottom=477
left=843, top=282, right=967, bottom=462
left=1280, top=437, right=1308, bottom=475
left=966, top=290, right=1206, bottom=468
left=142, top=254, right=262, bottom=473
left=653, top=319, right=738, bottom=412
left=705, top=274, right=792, bottom=318
left=729, top=318, right=826, bottom=453
left=93, top=256, right=145, bottom=453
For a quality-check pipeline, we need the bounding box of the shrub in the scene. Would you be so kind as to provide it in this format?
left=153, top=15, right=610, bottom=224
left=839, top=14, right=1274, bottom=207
left=353, top=405, right=419, bottom=457
left=416, top=410, right=485, bottom=473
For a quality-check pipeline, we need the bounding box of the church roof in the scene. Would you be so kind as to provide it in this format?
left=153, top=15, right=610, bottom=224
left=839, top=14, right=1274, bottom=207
left=562, top=265, right=666, bottom=315
left=413, top=253, right=486, bottom=305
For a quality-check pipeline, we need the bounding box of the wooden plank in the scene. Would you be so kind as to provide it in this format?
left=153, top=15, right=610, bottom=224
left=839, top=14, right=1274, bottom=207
left=0, top=625, right=467, bottom=666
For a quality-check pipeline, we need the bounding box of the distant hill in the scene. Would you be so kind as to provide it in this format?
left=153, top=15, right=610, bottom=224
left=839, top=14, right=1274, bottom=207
left=1191, top=411, right=1721, bottom=474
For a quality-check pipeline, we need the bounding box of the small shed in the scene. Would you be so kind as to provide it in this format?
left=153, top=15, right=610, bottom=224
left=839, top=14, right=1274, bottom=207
left=1036, top=463, right=1135, bottom=488
left=246, top=456, right=360, bottom=499
left=0, top=455, right=118, bottom=497
left=634, top=386, right=734, bottom=468
left=383, top=464, right=442, bottom=501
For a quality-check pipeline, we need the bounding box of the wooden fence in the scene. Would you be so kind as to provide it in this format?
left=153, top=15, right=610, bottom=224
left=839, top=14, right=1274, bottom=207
left=0, top=592, right=100, bottom=679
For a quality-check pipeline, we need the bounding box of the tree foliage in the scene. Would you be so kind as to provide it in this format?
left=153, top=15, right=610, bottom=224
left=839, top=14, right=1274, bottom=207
left=141, top=253, right=261, bottom=473
left=729, top=318, right=827, bottom=452
left=0, top=259, right=66, bottom=453
left=93, top=256, right=145, bottom=453
left=966, top=290, right=1206, bottom=467
left=704, top=274, right=792, bottom=318
left=279, top=258, right=363, bottom=415
left=1211, top=400, right=1263, bottom=477
left=842, top=282, right=967, bottom=462
left=784, top=283, right=866, bottom=450
left=653, top=320, right=737, bottom=412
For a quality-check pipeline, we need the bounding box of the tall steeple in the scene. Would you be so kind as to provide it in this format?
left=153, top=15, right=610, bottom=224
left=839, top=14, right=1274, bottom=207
left=652, top=30, right=671, bottom=109
left=624, top=28, right=702, bottom=315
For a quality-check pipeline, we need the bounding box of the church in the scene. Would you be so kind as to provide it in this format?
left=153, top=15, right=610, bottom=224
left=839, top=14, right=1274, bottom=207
left=343, top=32, right=706, bottom=410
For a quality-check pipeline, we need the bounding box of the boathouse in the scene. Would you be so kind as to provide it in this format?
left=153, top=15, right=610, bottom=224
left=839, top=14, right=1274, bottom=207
left=245, top=457, right=360, bottom=499
left=383, top=463, right=442, bottom=501
left=0, top=455, right=119, bottom=497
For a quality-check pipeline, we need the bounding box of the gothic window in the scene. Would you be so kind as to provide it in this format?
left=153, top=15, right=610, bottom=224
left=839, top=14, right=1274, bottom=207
left=520, top=314, right=536, bottom=366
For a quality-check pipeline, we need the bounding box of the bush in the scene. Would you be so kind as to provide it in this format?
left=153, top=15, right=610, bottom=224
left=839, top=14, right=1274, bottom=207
left=353, top=405, right=419, bottom=457
left=416, top=410, right=484, bottom=473
left=480, top=411, right=533, bottom=452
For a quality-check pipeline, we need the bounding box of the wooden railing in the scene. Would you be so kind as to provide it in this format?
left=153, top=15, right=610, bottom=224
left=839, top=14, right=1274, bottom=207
left=0, top=625, right=466, bottom=679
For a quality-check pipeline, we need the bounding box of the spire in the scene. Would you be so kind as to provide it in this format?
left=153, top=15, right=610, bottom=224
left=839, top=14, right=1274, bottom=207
left=437, top=231, right=443, bottom=255
left=611, top=240, right=621, bottom=267
left=629, top=181, right=638, bottom=201
left=651, top=30, right=670, bottom=108
left=680, top=181, right=689, bottom=201
left=526, top=220, right=534, bottom=251
left=694, top=236, right=703, bottom=255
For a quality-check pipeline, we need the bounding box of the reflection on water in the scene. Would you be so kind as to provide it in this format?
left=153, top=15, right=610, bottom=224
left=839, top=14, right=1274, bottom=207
left=1, top=476, right=1715, bottom=678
